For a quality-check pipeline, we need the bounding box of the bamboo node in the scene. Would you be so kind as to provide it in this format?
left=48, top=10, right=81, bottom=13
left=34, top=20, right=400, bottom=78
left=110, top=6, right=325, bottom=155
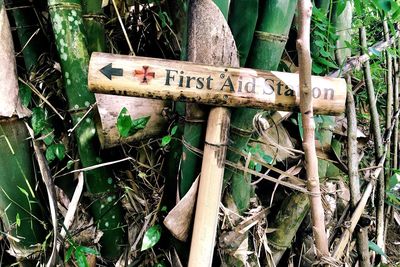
left=254, top=31, right=288, bottom=43
left=230, top=124, right=253, bottom=137
left=48, top=2, right=82, bottom=11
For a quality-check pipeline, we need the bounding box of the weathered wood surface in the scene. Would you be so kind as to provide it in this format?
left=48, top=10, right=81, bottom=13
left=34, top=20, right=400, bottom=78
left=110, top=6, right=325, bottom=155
left=88, top=52, right=346, bottom=114
left=95, top=94, right=168, bottom=148
left=0, top=4, right=30, bottom=118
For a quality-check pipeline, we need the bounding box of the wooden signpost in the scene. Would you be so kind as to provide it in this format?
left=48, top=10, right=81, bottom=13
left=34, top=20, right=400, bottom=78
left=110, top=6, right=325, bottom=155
left=88, top=52, right=346, bottom=267
left=88, top=52, right=347, bottom=114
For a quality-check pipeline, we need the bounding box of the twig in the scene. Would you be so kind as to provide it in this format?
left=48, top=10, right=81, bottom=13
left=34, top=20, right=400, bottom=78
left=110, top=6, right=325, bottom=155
left=111, top=0, right=135, bottom=55
left=297, top=0, right=330, bottom=259
left=332, top=110, right=400, bottom=260
left=18, top=78, right=64, bottom=120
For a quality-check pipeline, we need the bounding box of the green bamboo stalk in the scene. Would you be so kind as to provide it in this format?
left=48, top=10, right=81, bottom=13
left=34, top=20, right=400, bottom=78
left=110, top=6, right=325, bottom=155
left=213, top=0, right=229, bottom=19
left=0, top=1, right=45, bottom=259
left=228, top=0, right=258, bottom=68
left=48, top=0, right=125, bottom=259
left=268, top=192, right=310, bottom=263
left=9, top=2, right=44, bottom=72
left=226, top=0, right=297, bottom=176
left=225, top=0, right=297, bottom=213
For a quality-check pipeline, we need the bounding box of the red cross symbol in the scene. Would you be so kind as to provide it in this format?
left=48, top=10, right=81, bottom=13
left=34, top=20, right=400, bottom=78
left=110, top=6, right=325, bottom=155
left=134, top=66, right=155, bottom=84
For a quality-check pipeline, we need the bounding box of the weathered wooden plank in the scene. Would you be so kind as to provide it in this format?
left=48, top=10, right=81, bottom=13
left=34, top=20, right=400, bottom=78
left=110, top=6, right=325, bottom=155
left=88, top=52, right=346, bottom=114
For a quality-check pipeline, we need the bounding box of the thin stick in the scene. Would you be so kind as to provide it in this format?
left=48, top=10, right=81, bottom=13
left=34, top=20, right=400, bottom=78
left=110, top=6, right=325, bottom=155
left=18, top=78, right=64, bottom=120
left=297, top=0, right=329, bottom=259
left=110, top=0, right=134, bottom=55
left=57, top=172, right=84, bottom=251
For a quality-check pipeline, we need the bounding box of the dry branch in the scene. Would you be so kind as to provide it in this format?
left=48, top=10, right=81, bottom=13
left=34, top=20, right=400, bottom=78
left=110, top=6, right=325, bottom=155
left=297, top=0, right=329, bottom=259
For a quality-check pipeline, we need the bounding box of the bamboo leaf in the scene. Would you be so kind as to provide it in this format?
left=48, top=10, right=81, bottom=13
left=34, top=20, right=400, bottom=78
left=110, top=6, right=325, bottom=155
left=170, top=125, right=178, bottom=136
left=131, top=116, right=151, bottom=132
left=374, top=0, right=392, bottom=11
left=74, top=248, right=89, bottom=267
left=41, top=128, right=55, bottom=146
left=368, top=241, right=387, bottom=257
left=76, top=246, right=99, bottom=256
left=141, top=225, right=162, bottom=251
left=46, top=144, right=65, bottom=162
left=65, top=246, right=74, bottom=262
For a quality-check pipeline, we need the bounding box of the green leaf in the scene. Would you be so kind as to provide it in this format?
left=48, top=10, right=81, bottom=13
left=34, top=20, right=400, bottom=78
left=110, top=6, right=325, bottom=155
left=31, top=107, right=47, bottom=135
left=389, top=173, right=400, bottom=190
left=16, top=213, right=21, bottom=227
left=315, top=57, right=337, bottom=69
left=312, top=63, right=324, bottom=75
left=141, top=225, right=162, bottom=251
left=117, top=107, right=133, bottom=137
left=65, top=246, right=74, bottom=262
left=354, top=0, right=362, bottom=15
left=19, top=83, right=31, bottom=107
left=74, top=249, right=89, bottom=267
left=375, top=0, right=392, bottom=12
left=170, top=125, right=178, bottom=136
left=131, top=116, right=151, bottom=132
left=67, top=160, right=74, bottom=169
left=368, top=241, right=387, bottom=258
left=53, top=144, right=66, bottom=160
left=336, top=0, right=347, bottom=16
left=46, top=146, right=56, bottom=162
left=370, top=47, right=382, bottom=57
left=41, top=128, right=55, bottom=146
left=161, top=135, right=172, bottom=147
left=76, top=246, right=99, bottom=256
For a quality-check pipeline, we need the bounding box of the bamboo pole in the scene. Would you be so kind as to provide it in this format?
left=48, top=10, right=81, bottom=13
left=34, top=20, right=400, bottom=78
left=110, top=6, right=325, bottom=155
left=297, top=0, right=329, bottom=259
left=380, top=19, right=392, bottom=251
left=48, top=0, right=126, bottom=259
left=185, top=1, right=239, bottom=266
left=360, top=26, right=386, bottom=256
left=0, top=2, right=45, bottom=260
left=346, top=76, right=370, bottom=266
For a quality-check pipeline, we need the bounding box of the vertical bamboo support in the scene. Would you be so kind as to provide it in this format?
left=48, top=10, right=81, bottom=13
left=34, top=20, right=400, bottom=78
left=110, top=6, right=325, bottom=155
left=188, top=107, right=230, bottom=267
left=297, top=0, right=329, bottom=259
left=346, top=76, right=370, bottom=266
left=186, top=0, right=239, bottom=266
left=48, top=0, right=125, bottom=259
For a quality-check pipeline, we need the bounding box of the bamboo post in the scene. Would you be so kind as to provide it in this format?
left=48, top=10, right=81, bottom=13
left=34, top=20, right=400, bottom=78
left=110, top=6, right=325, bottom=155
left=297, top=0, right=330, bottom=260
left=186, top=1, right=238, bottom=266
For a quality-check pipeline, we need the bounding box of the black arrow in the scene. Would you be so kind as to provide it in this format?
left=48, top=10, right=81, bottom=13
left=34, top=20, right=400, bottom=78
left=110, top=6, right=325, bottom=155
left=100, top=63, right=123, bottom=80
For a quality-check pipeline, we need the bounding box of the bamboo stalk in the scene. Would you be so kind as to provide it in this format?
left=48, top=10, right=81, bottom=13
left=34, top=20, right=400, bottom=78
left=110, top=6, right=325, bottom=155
left=0, top=2, right=45, bottom=260
left=225, top=0, right=297, bottom=186
left=186, top=1, right=239, bottom=266
left=345, top=76, right=370, bottom=267
left=227, top=0, right=258, bottom=66
left=297, top=0, right=329, bottom=259
left=360, top=26, right=386, bottom=257
left=48, top=0, right=126, bottom=259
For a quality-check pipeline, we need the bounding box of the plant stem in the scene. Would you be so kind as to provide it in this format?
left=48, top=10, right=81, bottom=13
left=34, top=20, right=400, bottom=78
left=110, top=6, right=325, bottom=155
left=346, top=76, right=370, bottom=267
left=297, top=0, right=329, bottom=259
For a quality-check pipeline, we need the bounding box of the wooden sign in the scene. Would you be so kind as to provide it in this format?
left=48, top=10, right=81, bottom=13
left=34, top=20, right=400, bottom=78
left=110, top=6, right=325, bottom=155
left=88, top=52, right=346, bottom=114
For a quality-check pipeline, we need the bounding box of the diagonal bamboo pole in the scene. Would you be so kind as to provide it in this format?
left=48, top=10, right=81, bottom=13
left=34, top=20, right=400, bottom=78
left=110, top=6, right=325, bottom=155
left=297, top=0, right=330, bottom=259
